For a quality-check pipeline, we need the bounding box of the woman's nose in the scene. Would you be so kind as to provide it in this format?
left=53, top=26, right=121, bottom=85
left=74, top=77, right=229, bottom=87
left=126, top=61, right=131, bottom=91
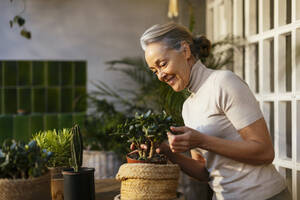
left=157, top=71, right=167, bottom=81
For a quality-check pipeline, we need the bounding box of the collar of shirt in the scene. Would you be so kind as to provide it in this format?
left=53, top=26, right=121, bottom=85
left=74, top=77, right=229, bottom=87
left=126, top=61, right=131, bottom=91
left=187, top=59, right=213, bottom=95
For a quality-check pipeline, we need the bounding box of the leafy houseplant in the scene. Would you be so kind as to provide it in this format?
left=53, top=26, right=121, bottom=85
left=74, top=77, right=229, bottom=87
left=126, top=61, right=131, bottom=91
left=62, top=124, right=95, bottom=200
left=32, top=129, right=73, bottom=200
left=33, top=129, right=72, bottom=168
left=115, top=110, right=176, bottom=164
left=0, top=140, right=52, bottom=200
left=114, top=111, right=180, bottom=199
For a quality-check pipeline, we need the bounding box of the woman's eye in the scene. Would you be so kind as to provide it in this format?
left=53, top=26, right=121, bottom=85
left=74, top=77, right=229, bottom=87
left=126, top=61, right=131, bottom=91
left=152, top=70, right=158, bottom=74
left=161, top=62, right=167, bottom=67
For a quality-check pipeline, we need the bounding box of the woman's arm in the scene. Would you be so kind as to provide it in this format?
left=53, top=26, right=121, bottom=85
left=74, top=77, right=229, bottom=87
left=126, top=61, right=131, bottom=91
left=168, top=117, right=274, bottom=165
left=157, top=143, right=209, bottom=182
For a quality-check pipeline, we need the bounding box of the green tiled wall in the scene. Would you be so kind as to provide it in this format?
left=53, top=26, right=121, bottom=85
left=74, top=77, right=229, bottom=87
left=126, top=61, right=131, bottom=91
left=0, top=60, right=87, bottom=143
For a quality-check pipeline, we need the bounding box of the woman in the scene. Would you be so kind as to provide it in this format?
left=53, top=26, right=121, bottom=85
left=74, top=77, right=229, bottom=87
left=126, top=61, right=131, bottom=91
left=140, top=22, right=291, bottom=200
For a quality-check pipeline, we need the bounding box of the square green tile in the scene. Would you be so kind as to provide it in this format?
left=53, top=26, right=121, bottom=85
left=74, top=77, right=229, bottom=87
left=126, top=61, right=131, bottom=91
left=58, top=114, right=73, bottom=129
left=47, top=61, right=60, bottom=86
left=0, top=89, right=2, bottom=114
left=30, top=114, right=44, bottom=135
left=44, top=114, right=58, bottom=130
left=0, top=61, right=3, bottom=87
left=0, top=115, right=13, bottom=143
left=61, top=61, right=73, bottom=86
left=32, top=88, right=46, bottom=113
left=18, top=88, right=31, bottom=113
left=61, top=88, right=73, bottom=112
left=32, top=61, right=45, bottom=86
left=47, top=88, right=60, bottom=113
left=72, top=112, right=86, bottom=129
left=3, top=88, right=17, bottom=114
left=13, top=115, right=30, bottom=142
left=18, top=61, right=31, bottom=86
left=3, top=61, right=17, bottom=86
left=74, top=87, right=86, bottom=112
left=74, top=61, right=86, bottom=86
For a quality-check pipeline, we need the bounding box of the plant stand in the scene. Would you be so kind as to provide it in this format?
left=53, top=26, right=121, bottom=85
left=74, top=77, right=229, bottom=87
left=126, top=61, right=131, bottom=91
left=116, top=163, right=180, bottom=200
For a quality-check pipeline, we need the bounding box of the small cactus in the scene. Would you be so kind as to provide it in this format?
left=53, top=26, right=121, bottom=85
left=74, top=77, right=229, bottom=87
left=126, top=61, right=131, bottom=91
left=70, top=124, right=83, bottom=172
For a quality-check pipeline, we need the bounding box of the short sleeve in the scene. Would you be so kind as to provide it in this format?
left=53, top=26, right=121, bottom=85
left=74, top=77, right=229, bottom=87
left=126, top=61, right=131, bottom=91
left=215, top=71, right=263, bottom=130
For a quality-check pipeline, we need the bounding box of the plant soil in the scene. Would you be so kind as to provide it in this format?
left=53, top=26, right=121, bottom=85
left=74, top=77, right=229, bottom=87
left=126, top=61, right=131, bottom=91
left=127, top=151, right=168, bottom=164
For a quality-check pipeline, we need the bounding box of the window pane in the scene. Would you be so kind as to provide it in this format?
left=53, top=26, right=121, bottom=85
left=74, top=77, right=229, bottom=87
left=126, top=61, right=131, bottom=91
left=278, top=33, right=292, bottom=93
left=263, top=39, right=274, bottom=93
left=278, top=101, right=292, bottom=160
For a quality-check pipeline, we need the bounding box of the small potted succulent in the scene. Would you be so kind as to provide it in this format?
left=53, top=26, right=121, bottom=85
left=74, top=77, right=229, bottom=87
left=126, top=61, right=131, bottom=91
left=114, top=110, right=176, bottom=164
left=33, top=129, right=73, bottom=200
left=0, top=139, right=52, bottom=200
left=62, top=124, right=95, bottom=200
left=114, top=110, right=181, bottom=200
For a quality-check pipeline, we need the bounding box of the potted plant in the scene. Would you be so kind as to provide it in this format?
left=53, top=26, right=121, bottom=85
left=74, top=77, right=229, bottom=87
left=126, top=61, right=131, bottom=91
left=114, top=110, right=182, bottom=200
left=114, top=110, right=175, bottom=164
left=0, top=139, right=52, bottom=200
left=33, top=129, right=73, bottom=200
left=62, top=124, right=95, bottom=200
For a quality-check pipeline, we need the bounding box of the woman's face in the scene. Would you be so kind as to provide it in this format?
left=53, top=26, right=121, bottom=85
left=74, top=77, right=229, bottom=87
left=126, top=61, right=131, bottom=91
left=145, top=42, right=192, bottom=92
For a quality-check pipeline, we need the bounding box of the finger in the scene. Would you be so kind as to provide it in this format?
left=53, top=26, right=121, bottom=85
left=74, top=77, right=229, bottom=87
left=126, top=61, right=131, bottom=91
left=167, top=131, right=175, bottom=140
left=140, top=144, right=147, bottom=150
left=172, top=131, right=192, bottom=142
left=170, top=146, right=189, bottom=153
left=170, top=126, right=189, bottom=133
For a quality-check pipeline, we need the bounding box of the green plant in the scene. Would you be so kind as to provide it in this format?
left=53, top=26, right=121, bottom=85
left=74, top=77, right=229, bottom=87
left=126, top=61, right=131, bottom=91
left=32, top=129, right=73, bottom=168
left=9, top=0, right=31, bottom=39
left=83, top=99, right=128, bottom=155
left=0, top=139, right=52, bottom=179
left=114, top=110, right=176, bottom=161
left=69, top=124, right=83, bottom=172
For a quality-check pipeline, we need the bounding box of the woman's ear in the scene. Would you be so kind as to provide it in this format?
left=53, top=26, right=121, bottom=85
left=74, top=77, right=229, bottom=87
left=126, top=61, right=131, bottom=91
left=180, top=41, right=192, bottom=60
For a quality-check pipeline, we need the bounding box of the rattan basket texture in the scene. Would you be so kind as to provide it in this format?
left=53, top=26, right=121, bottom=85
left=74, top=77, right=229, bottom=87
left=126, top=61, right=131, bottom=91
left=0, top=173, right=51, bottom=200
left=116, top=163, right=180, bottom=200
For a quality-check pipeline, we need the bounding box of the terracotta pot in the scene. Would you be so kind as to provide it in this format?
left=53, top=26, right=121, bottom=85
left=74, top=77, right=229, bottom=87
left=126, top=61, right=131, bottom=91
left=49, top=167, right=64, bottom=200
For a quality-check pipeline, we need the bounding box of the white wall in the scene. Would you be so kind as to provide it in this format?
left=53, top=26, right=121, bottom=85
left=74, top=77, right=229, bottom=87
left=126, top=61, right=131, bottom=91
left=0, top=0, right=169, bottom=93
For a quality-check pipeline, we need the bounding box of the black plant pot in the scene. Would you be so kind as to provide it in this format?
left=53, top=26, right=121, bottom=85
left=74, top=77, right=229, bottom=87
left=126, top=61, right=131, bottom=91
left=62, top=167, right=95, bottom=200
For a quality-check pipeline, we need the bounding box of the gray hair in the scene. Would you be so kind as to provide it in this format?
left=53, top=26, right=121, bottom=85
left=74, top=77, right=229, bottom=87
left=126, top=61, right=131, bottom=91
left=140, top=22, right=211, bottom=59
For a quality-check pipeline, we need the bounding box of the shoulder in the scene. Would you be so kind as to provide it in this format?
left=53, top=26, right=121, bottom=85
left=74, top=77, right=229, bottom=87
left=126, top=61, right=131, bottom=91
left=213, top=70, right=247, bottom=92
left=214, top=70, right=243, bottom=84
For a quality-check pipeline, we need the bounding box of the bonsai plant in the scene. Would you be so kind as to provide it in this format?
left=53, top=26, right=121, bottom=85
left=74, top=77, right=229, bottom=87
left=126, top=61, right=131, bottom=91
left=62, top=124, right=95, bottom=200
left=0, top=139, right=52, bottom=200
left=114, top=110, right=176, bottom=164
left=114, top=110, right=181, bottom=200
left=33, top=129, right=73, bottom=200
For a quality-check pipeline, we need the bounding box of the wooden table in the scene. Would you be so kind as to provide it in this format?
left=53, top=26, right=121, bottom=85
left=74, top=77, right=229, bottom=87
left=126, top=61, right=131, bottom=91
left=95, top=178, right=120, bottom=200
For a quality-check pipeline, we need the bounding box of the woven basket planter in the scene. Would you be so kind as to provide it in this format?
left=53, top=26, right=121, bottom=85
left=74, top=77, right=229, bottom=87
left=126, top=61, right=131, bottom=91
left=116, top=163, right=180, bottom=200
left=0, top=173, right=51, bottom=200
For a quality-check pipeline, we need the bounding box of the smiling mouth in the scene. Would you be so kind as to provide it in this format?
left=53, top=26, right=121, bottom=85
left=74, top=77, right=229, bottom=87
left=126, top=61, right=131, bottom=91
left=166, top=76, right=176, bottom=85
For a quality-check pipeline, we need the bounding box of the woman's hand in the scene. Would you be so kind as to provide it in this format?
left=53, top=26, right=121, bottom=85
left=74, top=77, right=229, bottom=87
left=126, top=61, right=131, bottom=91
left=167, top=126, right=202, bottom=153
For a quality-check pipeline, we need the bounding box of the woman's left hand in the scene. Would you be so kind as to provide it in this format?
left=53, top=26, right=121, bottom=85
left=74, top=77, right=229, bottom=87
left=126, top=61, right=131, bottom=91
left=167, top=126, right=202, bottom=153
